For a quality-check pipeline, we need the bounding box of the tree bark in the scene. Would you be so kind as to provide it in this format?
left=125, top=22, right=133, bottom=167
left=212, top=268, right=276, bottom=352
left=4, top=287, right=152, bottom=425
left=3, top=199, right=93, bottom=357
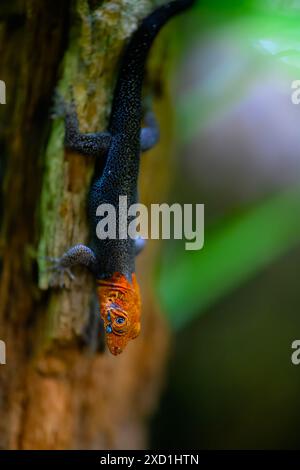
left=0, top=0, right=173, bottom=450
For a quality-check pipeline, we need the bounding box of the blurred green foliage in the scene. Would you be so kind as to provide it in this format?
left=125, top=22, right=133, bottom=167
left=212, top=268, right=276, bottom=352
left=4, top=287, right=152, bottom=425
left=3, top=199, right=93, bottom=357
left=174, top=0, right=300, bottom=140
left=151, top=0, right=300, bottom=451
left=157, top=0, right=300, bottom=330
left=158, top=187, right=300, bottom=329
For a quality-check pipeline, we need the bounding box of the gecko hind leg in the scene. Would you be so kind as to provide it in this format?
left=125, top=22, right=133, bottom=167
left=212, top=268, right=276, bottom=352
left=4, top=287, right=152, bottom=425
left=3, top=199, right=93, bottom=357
left=61, top=94, right=158, bottom=155
left=140, top=110, right=160, bottom=152
left=64, top=100, right=112, bottom=157
left=66, top=101, right=158, bottom=155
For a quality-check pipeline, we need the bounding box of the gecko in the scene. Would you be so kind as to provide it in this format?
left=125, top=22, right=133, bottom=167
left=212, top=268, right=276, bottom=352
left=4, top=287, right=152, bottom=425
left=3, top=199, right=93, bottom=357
left=50, top=0, right=195, bottom=356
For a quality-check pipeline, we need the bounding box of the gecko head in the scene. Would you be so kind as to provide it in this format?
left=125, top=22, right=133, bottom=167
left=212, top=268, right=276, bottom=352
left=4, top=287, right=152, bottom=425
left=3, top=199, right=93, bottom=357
left=103, top=303, right=141, bottom=355
left=97, top=274, right=141, bottom=356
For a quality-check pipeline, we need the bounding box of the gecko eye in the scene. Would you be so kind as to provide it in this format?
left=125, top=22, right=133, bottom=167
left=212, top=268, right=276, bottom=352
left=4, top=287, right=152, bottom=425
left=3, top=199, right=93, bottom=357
left=112, top=314, right=128, bottom=335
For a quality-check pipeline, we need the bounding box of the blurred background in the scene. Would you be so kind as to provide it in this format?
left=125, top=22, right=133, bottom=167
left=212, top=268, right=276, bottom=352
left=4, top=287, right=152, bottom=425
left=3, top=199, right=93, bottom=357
left=151, top=0, right=300, bottom=449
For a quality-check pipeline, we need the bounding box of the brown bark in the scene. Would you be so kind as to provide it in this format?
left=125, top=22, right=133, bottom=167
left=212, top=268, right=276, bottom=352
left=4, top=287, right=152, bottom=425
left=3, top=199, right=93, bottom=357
left=0, top=0, right=173, bottom=449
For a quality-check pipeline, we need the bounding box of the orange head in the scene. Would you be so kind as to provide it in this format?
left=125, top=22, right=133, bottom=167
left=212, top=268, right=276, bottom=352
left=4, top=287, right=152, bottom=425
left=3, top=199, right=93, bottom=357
left=97, top=273, right=141, bottom=355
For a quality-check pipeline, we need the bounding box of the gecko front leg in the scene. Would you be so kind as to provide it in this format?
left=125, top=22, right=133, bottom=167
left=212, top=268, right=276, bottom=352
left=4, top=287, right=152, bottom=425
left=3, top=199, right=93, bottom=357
left=134, top=237, right=146, bottom=256
left=48, top=244, right=99, bottom=287
left=48, top=244, right=105, bottom=352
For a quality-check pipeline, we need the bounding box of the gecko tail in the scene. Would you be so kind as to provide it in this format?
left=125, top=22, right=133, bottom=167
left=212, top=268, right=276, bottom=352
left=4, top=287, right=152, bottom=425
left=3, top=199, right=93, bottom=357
left=109, top=0, right=196, bottom=135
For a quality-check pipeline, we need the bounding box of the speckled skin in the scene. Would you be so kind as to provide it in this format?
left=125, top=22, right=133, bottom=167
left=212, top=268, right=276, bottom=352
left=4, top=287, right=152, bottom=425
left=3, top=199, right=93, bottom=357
left=54, top=0, right=195, bottom=355
left=89, top=0, right=195, bottom=278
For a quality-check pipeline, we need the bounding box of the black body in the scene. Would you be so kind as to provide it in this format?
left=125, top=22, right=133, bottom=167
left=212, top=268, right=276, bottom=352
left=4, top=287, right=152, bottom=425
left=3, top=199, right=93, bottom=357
left=88, top=0, right=196, bottom=278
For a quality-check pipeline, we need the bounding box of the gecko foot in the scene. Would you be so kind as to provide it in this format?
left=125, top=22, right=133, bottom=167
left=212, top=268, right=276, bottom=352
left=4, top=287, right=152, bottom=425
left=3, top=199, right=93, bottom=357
left=45, top=257, right=76, bottom=288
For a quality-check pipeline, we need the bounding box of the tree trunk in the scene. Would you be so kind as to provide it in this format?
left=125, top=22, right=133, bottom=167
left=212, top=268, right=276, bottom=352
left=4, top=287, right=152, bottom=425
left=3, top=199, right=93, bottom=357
left=0, top=0, right=173, bottom=450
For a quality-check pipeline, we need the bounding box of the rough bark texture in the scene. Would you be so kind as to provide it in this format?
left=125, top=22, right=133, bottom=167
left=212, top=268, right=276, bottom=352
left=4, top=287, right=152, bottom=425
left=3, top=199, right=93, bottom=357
left=0, top=0, right=173, bottom=449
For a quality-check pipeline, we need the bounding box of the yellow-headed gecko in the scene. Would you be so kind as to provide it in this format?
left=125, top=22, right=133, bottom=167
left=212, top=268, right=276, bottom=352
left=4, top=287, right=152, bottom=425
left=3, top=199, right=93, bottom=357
left=50, top=0, right=195, bottom=355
